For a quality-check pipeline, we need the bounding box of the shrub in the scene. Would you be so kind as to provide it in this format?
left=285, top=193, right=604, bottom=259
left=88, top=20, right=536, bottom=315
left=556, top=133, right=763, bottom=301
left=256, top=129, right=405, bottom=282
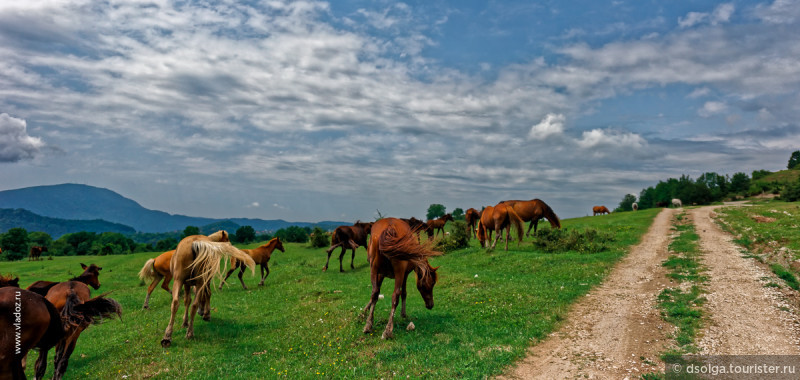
left=434, top=221, right=470, bottom=253
left=309, top=227, right=330, bottom=248
left=781, top=179, right=800, bottom=202
left=533, top=228, right=614, bottom=253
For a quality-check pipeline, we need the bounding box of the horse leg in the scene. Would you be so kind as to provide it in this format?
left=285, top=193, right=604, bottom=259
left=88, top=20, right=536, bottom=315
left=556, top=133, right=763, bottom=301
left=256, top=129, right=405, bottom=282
left=54, top=328, right=83, bottom=380
left=259, top=264, right=269, bottom=286
left=491, top=229, right=502, bottom=250
left=187, top=287, right=206, bottom=339
left=35, top=346, right=50, bottom=380
left=505, top=226, right=510, bottom=251
left=181, top=283, right=192, bottom=328
left=338, top=246, right=347, bottom=272
left=143, top=274, right=163, bottom=309
left=200, top=287, right=211, bottom=321
left=219, top=266, right=237, bottom=289
left=400, top=274, right=409, bottom=319
left=161, top=278, right=184, bottom=347
left=362, top=275, right=384, bottom=333
left=237, top=265, right=247, bottom=290
left=350, top=247, right=356, bottom=269
left=162, top=274, right=172, bottom=292
left=382, top=278, right=404, bottom=340
left=323, top=242, right=341, bottom=271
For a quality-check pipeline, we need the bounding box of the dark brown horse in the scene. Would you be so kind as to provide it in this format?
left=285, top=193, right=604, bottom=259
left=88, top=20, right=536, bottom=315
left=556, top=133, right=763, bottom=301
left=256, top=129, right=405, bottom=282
left=426, top=214, right=453, bottom=239
left=500, top=199, right=562, bottom=237
left=29, top=246, right=47, bottom=261
left=220, top=237, right=285, bottom=289
left=138, top=250, right=176, bottom=309
left=160, top=230, right=254, bottom=348
left=0, top=282, right=64, bottom=380
left=465, top=208, right=480, bottom=238
left=27, top=263, right=103, bottom=297
left=39, top=281, right=121, bottom=380
left=362, top=218, right=440, bottom=340
left=477, top=203, right=524, bottom=251
left=324, top=221, right=373, bottom=272
left=400, top=217, right=428, bottom=242
left=593, top=205, right=610, bottom=215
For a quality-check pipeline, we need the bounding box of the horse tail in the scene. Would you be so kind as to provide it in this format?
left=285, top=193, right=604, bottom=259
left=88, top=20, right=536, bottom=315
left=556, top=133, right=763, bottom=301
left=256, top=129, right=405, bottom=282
left=189, top=241, right=256, bottom=291
left=507, top=207, right=525, bottom=244
left=539, top=200, right=562, bottom=229
left=376, top=225, right=441, bottom=279
left=62, top=291, right=122, bottom=328
left=138, top=258, right=157, bottom=281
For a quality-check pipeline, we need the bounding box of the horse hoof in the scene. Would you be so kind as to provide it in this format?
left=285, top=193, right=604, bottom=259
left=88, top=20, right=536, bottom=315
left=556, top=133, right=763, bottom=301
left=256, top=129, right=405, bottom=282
left=160, top=339, right=171, bottom=348
left=363, top=325, right=372, bottom=334
left=322, top=267, right=327, bottom=272
left=381, top=331, right=394, bottom=340
left=202, top=315, right=211, bottom=321
left=258, top=283, right=264, bottom=287
left=142, top=305, right=149, bottom=310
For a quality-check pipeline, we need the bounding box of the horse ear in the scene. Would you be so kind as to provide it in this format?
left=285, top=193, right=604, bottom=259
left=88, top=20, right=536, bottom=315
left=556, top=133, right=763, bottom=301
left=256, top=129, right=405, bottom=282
left=432, top=266, right=440, bottom=271
left=81, top=263, right=87, bottom=269
left=97, top=266, right=103, bottom=271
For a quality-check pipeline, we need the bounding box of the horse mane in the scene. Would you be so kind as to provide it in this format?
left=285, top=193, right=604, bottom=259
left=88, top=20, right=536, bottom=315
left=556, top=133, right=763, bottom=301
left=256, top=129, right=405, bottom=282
left=376, top=225, right=442, bottom=279
left=0, top=274, right=19, bottom=287
left=535, top=199, right=561, bottom=229
left=189, top=241, right=255, bottom=290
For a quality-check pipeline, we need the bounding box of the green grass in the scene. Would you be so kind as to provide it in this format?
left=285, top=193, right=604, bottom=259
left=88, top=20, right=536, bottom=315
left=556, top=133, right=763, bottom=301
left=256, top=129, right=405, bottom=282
left=6, top=209, right=660, bottom=379
left=715, top=201, right=800, bottom=257
left=770, top=264, right=800, bottom=290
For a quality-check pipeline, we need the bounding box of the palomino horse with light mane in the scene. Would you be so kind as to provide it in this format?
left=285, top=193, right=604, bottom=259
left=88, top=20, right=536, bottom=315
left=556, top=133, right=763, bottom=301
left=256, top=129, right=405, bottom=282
left=593, top=206, right=610, bottom=215
left=477, top=203, right=525, bottom=251
left=465, top=208, right=480, bottom=238
left=220, top=237, right=285, bottom=289
left=426, top=214, right=453, bottom=239
left=500, top=199, right=562, bottom=237
left=138, top=249, right=176, bottom=309
left=362, top=218, right=440, bottom=340
left=160, top=230, right=255, bottom=348
left=324, top=221, right=372, bottom=272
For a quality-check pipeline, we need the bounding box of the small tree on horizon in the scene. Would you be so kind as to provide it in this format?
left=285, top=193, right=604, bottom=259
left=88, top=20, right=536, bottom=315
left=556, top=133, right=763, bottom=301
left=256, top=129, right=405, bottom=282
left=617, top=194, right=637, bottom=212
left=182, top=226, right=200, bottom=238
left=235, top=225, right=256, bottom=244
left=452, top=208, right=465, bottom=221
left=426, top=204, right=446, bottom=221
left=789, top=150, right=800, bottom=170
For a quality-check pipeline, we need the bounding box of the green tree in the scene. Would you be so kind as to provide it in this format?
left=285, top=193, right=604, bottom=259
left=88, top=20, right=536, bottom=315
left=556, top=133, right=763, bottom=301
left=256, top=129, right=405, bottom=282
left=638, top=186, right=656, bottom=209
left=788, top=150, right=800, bottom=170
left=617, top=194, right=637, bottom=212
left=28, top=231, right=53, bottom=249
left=155, top=238, right=178, bottom=252
left=426, top=204, right=446, bottom=221
left=275, top=226, right=309, bottom=243
left=729, top=172, right=751, bottom=195
left=752, top=169, right=772, bottom=181
left=235, top=226, right=256, bottom=244
left=183, top=226, right=200, bottom=238
left=309, top=227, right=330, bottom=248
left=1, top=227, right=29, bottom=261
left=451, top=208, right=465, bottom=221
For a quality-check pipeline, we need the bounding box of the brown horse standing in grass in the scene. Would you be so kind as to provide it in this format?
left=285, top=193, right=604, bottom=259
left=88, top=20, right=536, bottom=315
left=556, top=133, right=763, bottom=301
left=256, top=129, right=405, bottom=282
left=465, top=208, right=480, bottom=238
left=220, top=237, right=285, bottom=289
left=362, top=218, right=440, bottom=340
left=501, top=199, right=562, bottom=237
left=477, top=203, right=524, bottom=251
left=593, top=205, right=610, bottom=215
left=324, top=221, right=373, bottom=272
left=39, top=281, right=121, bottom=380
left=426, top=214, right=453, bottom=239
left=138, top=250, right=176, bottom=309
left=160, top=230, right=254, bottom=348
left=27, top=263, right=103, bottom=297
left=476, top=205, right=495, bottom=247
left=29, top=246, right=47, bottom=261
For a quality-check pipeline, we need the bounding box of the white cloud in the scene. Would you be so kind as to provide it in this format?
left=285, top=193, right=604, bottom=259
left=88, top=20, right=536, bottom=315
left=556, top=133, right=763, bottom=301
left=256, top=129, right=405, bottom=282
left=698, top=101, right=727, bottom=117
left=678, top=3, right=734, bottom=28
left=755, top=0, right=800, bottom=24
left=247, top=202, right=260, bottom=208
left=577, top=128, right=647, bottom=150
left=687, top=87, right=711, bottom=98
left=0, top=113, right=44, bottom=162
left=528, top=113, right=565, bottom=140
left=678, top=12, right=707, bottom=28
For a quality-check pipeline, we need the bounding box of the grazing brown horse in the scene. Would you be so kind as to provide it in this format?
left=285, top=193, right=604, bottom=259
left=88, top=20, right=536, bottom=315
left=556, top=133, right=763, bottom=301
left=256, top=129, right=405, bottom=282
left=220, top=237, right=285, bottom=289
left=426, top=214, right=453, bottom=239
left=29, top=246, right=47, bottom=261
left=160, top=230, right=254, bottom=348
left=138, top=249, right=176, bottom=309
left=0, top=283, right=64, bottom=380
left=465, top=208, right=480, bottom=238
left=593, top=205, right=610, bottom=215
left=477, top=203, right=524, bottom=251
left=324, top=221, right=373, bottom=272
left=27, top=263, right=103, bottom=297
left=476, top=205, right=495, bottom=248
left=362, top=218, right=440, bottom=340
left=501, top=199, right=562, bottom=237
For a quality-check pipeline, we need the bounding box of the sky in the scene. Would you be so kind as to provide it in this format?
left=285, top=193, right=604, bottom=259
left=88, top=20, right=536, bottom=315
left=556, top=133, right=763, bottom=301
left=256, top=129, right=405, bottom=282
left=1, top=0, right=799, bottom=223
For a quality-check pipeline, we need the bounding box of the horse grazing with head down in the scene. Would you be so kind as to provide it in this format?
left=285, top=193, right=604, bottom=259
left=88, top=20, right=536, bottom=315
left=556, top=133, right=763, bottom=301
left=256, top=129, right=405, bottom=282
left=161, top=230, right=254, bottom=348
left=29, top=246, right=47, bottom=261
left=138, top=249, right=176, bottom=309
left=27, top=263, right=103, bottom=297
left=477, top=203, right=525, bottom=251
left=500, top=199, right=561, bottom=237
left=362, top=218, right=440, bottom=340
left=671, top=198, right=683, bottom=208
left=426, top=214, right=453, bottom=239
left=593, top=206, right=611, bottom=215
left=324, top=221, right=373, bottom=272
left=464, top=208, right=480, bottom=239
left=220, top=237, right=285, bottom=289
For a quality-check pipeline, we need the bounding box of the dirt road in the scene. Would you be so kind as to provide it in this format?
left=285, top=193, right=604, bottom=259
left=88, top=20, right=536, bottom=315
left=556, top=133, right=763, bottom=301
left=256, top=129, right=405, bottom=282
left=501, top=206, right=800, bottom=379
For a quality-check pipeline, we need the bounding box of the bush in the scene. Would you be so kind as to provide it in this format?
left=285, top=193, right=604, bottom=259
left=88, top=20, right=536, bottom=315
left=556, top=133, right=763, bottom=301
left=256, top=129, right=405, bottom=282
left=434, top=221, right=470, bottom=253
left=309, top=227, right=330, bottom=248
left=781, top=179, right=800, bottom=202
left=533, top=228, right=614, bottom=253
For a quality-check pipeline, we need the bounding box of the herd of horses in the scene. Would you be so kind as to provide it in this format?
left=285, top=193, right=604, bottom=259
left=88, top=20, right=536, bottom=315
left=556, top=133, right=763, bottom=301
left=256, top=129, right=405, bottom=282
left=8, top=195, right=664, bottom=378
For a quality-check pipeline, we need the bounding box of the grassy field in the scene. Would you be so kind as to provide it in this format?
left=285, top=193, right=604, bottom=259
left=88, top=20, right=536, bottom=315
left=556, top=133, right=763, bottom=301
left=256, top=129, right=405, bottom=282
left=7, top=209, right=660, bottom=379
left=714, top=201, right=800, bottom=263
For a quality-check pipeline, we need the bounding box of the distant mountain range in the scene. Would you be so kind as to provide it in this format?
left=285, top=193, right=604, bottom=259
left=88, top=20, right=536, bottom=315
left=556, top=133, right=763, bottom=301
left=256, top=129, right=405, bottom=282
left=0, top=184, right=346, bottom=236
